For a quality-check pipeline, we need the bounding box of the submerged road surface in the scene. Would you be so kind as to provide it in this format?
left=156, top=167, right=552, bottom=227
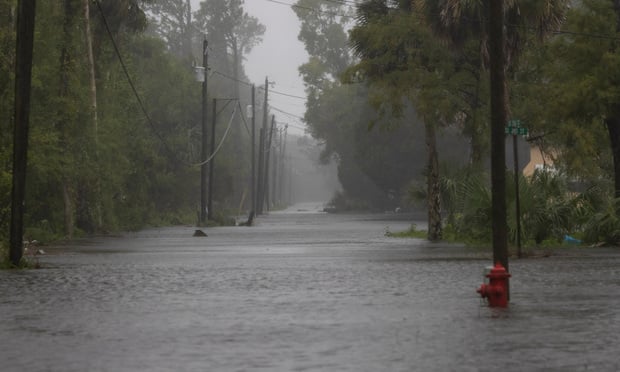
left=1, top=203, right=619, bottom=371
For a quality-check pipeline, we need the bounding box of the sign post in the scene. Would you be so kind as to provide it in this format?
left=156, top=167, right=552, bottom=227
left=506, top=119, right=527, bottom=258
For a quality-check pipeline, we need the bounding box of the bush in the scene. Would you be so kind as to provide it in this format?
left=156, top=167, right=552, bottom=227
left=582, top=197, right=620, bottom=246
left=440, top=167, right=606, bottom=247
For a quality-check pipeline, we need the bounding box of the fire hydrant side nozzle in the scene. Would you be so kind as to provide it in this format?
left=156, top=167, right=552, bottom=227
left=476, top=262, right=511, bottom=308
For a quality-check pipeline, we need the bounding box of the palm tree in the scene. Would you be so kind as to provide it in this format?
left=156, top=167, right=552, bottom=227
left=417, top=0, right=569, bottom=69
left=349, top=1, right=457, bottom=241
left=416, top=0, right=569, bottom=265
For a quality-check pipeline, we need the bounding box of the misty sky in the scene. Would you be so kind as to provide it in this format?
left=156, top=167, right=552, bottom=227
left=190, top=0, right=310, bottom=135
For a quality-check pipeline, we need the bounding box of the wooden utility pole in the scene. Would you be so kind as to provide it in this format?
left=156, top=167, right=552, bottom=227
left=10, top=0, right=37, bottom=266
left=250, top=84, right=256, bottom=217
left=208, top=98, right=216, bottom=221
left=256, top=77, right=270, bottom=215
left=513, top=134, right=522, bottom=258
left=264, top=116, right=276, bottom=212
left=200, top=37, right=208, bottom=225
left=279, top=125, right=288, bottom=207
left=257, top=128, right=265, bottom=215
left=489, top=0, right=509, bottom=270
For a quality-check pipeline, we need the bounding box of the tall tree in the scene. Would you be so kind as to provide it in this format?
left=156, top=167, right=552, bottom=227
left=535, top=0, right=620, bottom=200
left=294, top=1, right=420, bottom=211
left=293, top=0, right=353, bottom=81
left=416, top=0, right=569, bottom=251
left=193, top=0, right=264, bottom=92
left=348, top=0, right=463, bottom=240
left=145, top=0, right=194, bottom=61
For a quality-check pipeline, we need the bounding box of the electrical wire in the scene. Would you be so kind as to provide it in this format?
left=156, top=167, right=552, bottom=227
left=237, top=100, right=252, bottom=136
left=212, top=70, right=308, bottom=100
left=95, top=0, right=253, bottom=169
left=94, top=0, right=187, bottom=164
left=196, top=105, right=239, bottom=166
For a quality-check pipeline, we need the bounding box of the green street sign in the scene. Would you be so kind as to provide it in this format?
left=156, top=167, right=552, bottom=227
left=505, top=126, right=528, bottom=136
left=508, top=119, right=522, bottom=127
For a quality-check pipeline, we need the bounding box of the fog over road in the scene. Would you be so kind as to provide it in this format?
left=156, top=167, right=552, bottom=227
left=1, top=203, right=619, bottom=371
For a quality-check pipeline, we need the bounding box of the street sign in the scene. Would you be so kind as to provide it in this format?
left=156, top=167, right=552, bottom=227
left=506, top=119, right=527, bottom=135
left=505, top=126, right=528, bottom=135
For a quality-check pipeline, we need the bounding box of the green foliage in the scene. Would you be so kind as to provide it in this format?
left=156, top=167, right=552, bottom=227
left=437, top=164, right=619, bottom=247
left=0, top=0, right=268, bottom=243
left=295, top=2, right=432, bottom=210
left=193, top=0, right=265, bottom=75
left=0, top=169, right=10, bottom=242
left=514, top=0, right=620, bottom=181
left=384, top=224, right=426, bottom=239
left=439, top=168, right=493, bottom=244
left=582, top=197, right=620, bottom=246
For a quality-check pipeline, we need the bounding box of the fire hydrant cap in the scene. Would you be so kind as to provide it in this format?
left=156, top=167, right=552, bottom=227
left=487, top=262, right=511, bottom=278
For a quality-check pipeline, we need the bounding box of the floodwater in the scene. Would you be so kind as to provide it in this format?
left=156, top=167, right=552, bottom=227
left=1, top=203, right=619, bottom=372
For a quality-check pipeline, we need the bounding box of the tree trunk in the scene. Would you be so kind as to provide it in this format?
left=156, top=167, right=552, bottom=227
left=63, top=182, right=74, bottom=238
left=83, top=0, right=102, bottom=230
left=425, top=120, right=442, bottom=241
left=488, top=0, right=509, bottom=269
left=606, top=116, right=620, bottom=200
left=183, top=0, right=193, bottom=61
left=611, top=2, right=620, bottom=202
left=59, top=0, right=77, bottom=238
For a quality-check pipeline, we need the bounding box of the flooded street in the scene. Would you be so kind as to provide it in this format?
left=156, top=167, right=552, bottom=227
left=1, top=203, right=620, bottom=371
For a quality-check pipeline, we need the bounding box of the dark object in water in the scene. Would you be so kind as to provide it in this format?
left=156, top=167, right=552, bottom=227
left=193, top=229, right=207, bottom=237
left=239, top=211, right=255, bottom=227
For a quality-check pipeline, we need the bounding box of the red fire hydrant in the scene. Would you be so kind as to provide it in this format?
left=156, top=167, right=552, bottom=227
left=477, top=262, right=511, bottom=307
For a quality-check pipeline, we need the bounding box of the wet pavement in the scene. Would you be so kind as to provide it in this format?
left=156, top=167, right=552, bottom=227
left=1, top=203, right=620, bottom=371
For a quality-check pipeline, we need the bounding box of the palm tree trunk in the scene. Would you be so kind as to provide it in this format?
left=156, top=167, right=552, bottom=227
left=63, top=182, right=74, bottom=238
left=60, top=0, right=76, bottom=239
left=606, top=116, right=620, bottom=201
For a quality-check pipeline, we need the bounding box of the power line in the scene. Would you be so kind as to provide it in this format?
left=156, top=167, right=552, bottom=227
left=212, top=69, right=308, bottom=100
left=270, top=106, right=307, bottom=132
left=270, top=89, right=307, bottom=100
left=95, top=1, right=244, bottom=168
left=195, top=105, right=239, bottom=166
left=94, top=0, right=190, bottom=166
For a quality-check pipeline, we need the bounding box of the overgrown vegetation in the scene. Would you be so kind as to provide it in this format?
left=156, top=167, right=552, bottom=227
left=294, top=1, right=620, bottom=248
left=1, top=0, right=266, bottom=259
left=400, top=166, right=620, bottom=248
left=6, top=0, right=620, bottom=264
